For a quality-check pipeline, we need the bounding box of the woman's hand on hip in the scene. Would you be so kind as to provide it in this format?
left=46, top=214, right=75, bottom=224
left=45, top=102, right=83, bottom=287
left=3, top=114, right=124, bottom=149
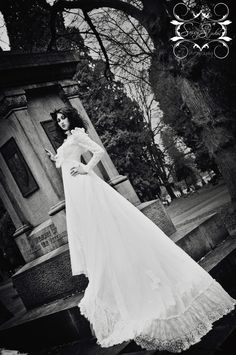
left=70, top=165, right=88, bottom=176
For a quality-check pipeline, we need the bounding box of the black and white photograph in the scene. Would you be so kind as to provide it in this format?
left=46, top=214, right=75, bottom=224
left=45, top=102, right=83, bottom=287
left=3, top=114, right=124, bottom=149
left=0, top=1, right=236, bottom=354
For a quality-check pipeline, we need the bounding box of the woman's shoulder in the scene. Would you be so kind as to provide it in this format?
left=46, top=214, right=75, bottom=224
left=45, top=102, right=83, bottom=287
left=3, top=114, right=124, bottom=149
left=71, top=127, right=88, bottom=136
left=71, top=127, right=90, bottom=143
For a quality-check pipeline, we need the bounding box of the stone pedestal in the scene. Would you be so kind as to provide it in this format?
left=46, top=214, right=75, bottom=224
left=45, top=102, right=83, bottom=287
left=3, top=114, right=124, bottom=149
left=13, top=218, right=67, bottom=263
left=48, top=200, right=68, bottom=244
left=138, top=199, right=176, bottom=236
left=13, top=224, right=34, bottom=262
left=13, top=244, right=88, bottom=309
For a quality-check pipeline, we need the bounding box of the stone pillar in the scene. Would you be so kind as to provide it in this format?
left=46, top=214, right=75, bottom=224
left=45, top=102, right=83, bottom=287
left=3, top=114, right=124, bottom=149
left=59, top=80, right=141, bottom=206
left=0, top=89, right=67, bottom=262
left=0, top=174, right=33, bottom=262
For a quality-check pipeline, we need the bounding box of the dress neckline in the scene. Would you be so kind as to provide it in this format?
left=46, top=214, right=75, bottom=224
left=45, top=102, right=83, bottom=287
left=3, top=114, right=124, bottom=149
left=63, top=134, right=73, bottom=143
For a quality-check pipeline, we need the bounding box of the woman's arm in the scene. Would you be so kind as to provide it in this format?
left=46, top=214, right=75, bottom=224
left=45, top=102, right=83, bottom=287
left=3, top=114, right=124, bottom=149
left=45, top=148, right=62, bottom=168
left=45, top=148, right=56, bottom=161
left=71, top=127, right=105, bottom=173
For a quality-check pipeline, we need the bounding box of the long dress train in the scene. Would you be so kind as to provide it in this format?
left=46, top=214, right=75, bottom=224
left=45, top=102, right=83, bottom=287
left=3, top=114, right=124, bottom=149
left=55, top=127, right=236, bottom=353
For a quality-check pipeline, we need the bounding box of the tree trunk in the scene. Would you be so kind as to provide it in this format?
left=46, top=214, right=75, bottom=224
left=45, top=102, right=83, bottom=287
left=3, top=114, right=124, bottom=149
left=177, top=186, right=184, bottom=196
left=178, top=77, right=236, bottom=207
left=0, top=0, right=66, bottom=51
left=184, top=179, right=191, bottom=192
left=164, top=182, right=177, bottom=200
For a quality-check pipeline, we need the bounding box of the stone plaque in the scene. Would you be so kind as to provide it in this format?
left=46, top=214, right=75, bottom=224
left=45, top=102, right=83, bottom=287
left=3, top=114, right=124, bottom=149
left=28, top=222, right=65, bottom=257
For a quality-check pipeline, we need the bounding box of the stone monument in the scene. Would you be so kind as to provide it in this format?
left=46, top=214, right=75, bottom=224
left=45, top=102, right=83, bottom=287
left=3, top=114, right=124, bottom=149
left=0, top=50, right=176, bottom=309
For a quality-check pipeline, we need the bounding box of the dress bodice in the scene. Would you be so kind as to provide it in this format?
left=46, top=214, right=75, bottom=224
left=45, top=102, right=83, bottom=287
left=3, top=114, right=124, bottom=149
left=54, top=127, right=105, bottom=173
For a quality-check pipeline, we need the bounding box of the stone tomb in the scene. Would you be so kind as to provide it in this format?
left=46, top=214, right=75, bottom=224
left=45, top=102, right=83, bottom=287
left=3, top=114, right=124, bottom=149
left=0, top=50, right=177, bottom=347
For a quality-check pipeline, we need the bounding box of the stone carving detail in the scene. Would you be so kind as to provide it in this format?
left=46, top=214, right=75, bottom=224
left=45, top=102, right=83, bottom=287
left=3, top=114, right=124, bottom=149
left=0, top=92, right=27, bottom=118
left=59, top=82, right=80, bottom=98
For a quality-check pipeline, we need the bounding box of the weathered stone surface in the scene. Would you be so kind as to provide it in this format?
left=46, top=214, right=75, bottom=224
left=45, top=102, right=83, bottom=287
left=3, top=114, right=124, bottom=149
left=13, top=219, right=67, bottom=263
left=199, top=235, right=236, bottom=292
left=12, top=244, right=88, bottom=309
left=27, top=220, right=66, bottom=258
left=0, top=51, right=80, bottom=88
left=175, top=213, right=229, bottom=261
left=138, top=199, right=176, bottom=236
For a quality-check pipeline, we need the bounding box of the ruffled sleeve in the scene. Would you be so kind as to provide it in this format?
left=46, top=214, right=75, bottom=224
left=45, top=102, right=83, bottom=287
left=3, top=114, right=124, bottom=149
left=54, top=154, right=61, bottom=168
left=54, top=147, right=63, bottom=168
left=71, top=127, right=105, bottom=173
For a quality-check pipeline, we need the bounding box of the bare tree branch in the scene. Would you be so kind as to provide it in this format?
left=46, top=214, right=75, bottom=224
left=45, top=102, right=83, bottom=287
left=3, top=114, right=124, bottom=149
left=82, top=10, right=112, bottom=80
left=54, top=0, right=143, bottom=24
left=124, top=12, right=152, bottom=53
left=102, top=8, right=151, bottom=56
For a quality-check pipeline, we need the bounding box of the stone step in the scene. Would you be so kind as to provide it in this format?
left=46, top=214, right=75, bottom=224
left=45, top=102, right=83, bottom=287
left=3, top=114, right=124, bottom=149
left=0, top=292, right=90, bottom=352
left=171, top=213, right=230, bottom=262
left=1, top=235, right=236, bottom=353
left=31, top=338, right=130, bottom=355
left=12, top=213, right=229, bottom=310
left=120, top=341, right=157, bottom=354
left=12, top=244, right=88, bottom=310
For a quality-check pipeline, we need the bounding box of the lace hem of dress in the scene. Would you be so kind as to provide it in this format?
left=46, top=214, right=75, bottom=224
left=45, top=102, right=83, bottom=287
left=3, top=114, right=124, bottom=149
left=78, top=279, right=236, bottom=353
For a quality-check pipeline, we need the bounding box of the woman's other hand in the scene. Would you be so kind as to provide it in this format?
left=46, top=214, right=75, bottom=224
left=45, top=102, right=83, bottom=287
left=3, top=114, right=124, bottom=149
left=45, top=148, right=56, bottom=161
left=70, top=165, right=88, bottom=176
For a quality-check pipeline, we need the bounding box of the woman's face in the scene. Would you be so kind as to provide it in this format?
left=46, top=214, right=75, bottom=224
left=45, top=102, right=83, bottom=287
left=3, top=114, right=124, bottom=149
left=56, top=113, right=70, bottom=131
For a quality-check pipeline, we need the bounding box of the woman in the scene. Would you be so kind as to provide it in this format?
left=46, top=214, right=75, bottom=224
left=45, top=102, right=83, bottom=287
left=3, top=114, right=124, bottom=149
left=45, top=106, right=235, bottom=353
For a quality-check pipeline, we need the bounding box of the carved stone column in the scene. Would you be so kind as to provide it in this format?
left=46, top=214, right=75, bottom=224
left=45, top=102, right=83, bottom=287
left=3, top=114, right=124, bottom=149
left=0, top=89, right=67, bottom=262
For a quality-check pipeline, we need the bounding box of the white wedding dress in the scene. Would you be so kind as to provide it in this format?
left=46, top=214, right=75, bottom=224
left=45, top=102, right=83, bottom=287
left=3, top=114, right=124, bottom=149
left=55, top=127, right=235, bottom=353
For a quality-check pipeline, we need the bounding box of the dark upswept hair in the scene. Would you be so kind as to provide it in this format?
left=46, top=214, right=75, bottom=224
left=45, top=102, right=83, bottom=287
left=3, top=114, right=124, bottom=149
left=51, top=106, right=88, bottom=140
